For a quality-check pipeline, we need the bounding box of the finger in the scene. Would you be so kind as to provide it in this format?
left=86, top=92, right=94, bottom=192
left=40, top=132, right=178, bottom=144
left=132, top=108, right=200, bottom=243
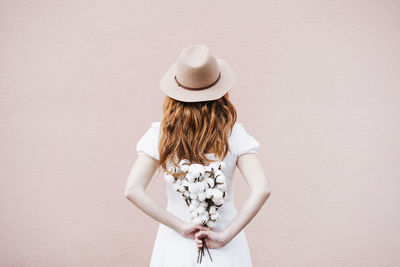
left=194, top=226, right=209, bottom=232
left=196, top=225, right=210, bottom=231
left=195, top=231, right=203, bottom=239
left=195, top=239, right=202, bottom=250
left=195, top=230, right=208, bottom=239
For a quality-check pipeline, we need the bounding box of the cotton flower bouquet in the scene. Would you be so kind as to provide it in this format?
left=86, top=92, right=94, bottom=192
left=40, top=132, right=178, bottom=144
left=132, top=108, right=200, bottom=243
left=164, top=158, right=227, bottom=264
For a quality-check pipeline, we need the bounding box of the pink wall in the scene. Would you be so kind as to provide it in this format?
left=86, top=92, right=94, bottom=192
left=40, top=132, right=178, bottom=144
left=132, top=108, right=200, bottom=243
left=1, top=1, right=400, bottom=266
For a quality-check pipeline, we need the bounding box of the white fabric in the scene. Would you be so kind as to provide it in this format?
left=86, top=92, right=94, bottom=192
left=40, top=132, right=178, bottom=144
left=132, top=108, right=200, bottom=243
left=136, top=121, right=259, bottom=267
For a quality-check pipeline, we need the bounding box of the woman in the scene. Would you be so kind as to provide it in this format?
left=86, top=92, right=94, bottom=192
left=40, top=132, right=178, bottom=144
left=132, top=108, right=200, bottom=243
left=124, top=45, right=271, bottom=266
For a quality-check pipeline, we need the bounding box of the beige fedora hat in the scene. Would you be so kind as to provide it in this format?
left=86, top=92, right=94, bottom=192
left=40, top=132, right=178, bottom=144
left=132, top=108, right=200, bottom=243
left=160, top=44, right=237, bottom=102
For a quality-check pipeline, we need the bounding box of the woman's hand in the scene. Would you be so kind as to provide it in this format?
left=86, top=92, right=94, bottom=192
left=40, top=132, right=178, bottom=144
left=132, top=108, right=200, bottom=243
left=176, top=221, right=210, bottom=239
left=194, top=229, right=231, bottom=251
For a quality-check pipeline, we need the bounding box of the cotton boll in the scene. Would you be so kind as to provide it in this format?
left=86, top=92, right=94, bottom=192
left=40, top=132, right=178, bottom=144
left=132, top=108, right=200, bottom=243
left=210, top=213, right=221, bottom=221
left=198, top=165, right=206, bottom=177
left=197, top=181, right=207, bottom=192
left=188, top=202, right=197, bottom=212
left=191, top=199, right=200, bottom=207
left=192, top=217, right=202, bottom=225
left=189, top=203, right=197, bottom=211
left=212, top=188, right=223, bottom=200
left=188, top=164, right=198, bottom=177
left=189, top=182, right=197, bottom=193
left=180, top=164, right=189, bottom=172
left=179, top=159, right=190, bottom=167
left=202, top=180, right=209, bottom=191
left=213, top=197, right=224, bottom=206
left=185, top=173, right=195, bottom=183
left=209, top=206, right=216, bottom=214
left=195, top=182, right=202, bottom=193
left=188, top=183, right=199, bottom=193
left=197, top=164, right=205, bottom=176
left=196, top=205, right=206, bottom=214
left=183, top=191, right=190, bottom=198
left=214, top=170, right=224, bottom=179
left=217, top=183, right=227, bottom=191
left=167, top=165, right=174, bottom=173
left=212, top=198, right=221, bottom=205
left=206, top=220, right=216, bottom=228
left=200, top=201, right=208, bottom=207
left=198, top=182, right=206, bottom=192
left=216, top=174, right=226, bottom=184
left=168, top=165, right=179, bottom=174
left=164, top=173, right=175, bottom=184
left=205, top=188, right=214, bottom=199
left=191, top=210, right=199, bottom=218
left=206, top=178, right=215, bottom=188
left=202, top=210, right=209, bottom=218
left=190, top=192, right=197, bottom=199
left=189, top=164, right=205, bottom=178
left=198, top=164, right=206, bottom=177
left=198, top=192, right=206, bottom=202
left=188, top=183, right=195, bottom=193
left=182, top=179, right=189, bottom=187
left=197, top=172, right=204, bottom=182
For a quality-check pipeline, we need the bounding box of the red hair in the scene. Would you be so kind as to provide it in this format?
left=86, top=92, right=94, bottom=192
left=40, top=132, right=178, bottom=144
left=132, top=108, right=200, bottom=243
left=158, top=93, right=237, bottom=177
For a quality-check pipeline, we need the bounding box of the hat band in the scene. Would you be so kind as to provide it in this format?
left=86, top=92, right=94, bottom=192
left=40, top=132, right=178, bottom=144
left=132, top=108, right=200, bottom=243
left=174, top=72, right=221, bottom=91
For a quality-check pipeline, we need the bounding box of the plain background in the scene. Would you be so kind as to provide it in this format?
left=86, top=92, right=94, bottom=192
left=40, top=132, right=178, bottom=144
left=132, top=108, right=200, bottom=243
left=1, top=1, right=400, bottom=266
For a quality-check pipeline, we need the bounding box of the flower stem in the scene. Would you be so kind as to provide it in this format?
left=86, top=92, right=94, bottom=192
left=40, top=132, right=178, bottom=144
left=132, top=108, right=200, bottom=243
left=203, top=237, right=213, bottom=262
left=195, top=237, right=213, bottom=264
left=197, top=246, right=201, bottom=263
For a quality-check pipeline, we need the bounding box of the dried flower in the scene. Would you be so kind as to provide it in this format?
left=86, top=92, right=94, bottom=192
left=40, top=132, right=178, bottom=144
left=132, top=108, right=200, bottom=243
left=164, top=158, right=227, bottom=264
left=164, top=173, right=175, bottom=184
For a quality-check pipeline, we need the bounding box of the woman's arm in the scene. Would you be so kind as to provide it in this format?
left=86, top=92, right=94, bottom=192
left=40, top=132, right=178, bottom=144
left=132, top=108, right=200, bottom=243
left=124, top=154, right=182, bottom=231
left=222, top=153, right=271, bottom=242
left=195, top=153, right=271, bottom=248
left=124, top=154, right=209, bottom=237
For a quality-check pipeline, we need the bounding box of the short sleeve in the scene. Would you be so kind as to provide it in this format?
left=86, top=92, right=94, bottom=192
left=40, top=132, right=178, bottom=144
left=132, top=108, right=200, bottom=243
left=234, top=123, right=260, bottom=157
left=136, top=122, right=160, bottom=160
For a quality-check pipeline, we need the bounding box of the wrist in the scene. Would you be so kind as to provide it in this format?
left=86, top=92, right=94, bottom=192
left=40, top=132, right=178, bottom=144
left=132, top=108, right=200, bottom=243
left=173, top=218, right=184, bottom=233
left=222, top=228, right=234, bottom=244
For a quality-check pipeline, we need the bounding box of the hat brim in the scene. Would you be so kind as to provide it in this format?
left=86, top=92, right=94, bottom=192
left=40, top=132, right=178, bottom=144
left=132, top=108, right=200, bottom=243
left=159, top=58, right=237, bottom=103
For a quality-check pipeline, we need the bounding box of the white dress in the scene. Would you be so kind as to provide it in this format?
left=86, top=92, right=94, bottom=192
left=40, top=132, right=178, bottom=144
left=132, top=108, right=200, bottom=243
left=136, top=121, right=260, bottom=267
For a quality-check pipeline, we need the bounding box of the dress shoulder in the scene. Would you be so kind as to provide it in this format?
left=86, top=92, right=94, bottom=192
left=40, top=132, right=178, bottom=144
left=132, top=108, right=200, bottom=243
left=136, top=121, right=161, bottom=161
left=231, top=122, right=260, bottom=158
left=136, top=121, right=258, bottom=160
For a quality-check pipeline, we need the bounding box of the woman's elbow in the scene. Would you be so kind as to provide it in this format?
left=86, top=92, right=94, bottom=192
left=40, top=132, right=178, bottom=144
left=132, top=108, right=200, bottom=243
left=124, top=186, right=141, bottom=201
left=124, top=187, right=131, bottom=199
left=257, top=186, right=271, bottom=198
left=264, top=188, right=272, bottom=197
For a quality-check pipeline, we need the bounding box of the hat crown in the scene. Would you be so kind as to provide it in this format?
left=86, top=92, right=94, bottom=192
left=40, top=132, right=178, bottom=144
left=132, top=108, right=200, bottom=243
left=175, top=45, right=220, bottom=89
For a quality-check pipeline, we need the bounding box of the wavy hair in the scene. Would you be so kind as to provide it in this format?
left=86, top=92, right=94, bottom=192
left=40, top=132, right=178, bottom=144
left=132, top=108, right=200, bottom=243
left=158, top=93, right=237, bottom=177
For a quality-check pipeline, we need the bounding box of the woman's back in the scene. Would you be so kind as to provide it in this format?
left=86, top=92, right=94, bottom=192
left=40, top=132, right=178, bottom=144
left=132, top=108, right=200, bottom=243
left=136, top=120, right=260, bottom=266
